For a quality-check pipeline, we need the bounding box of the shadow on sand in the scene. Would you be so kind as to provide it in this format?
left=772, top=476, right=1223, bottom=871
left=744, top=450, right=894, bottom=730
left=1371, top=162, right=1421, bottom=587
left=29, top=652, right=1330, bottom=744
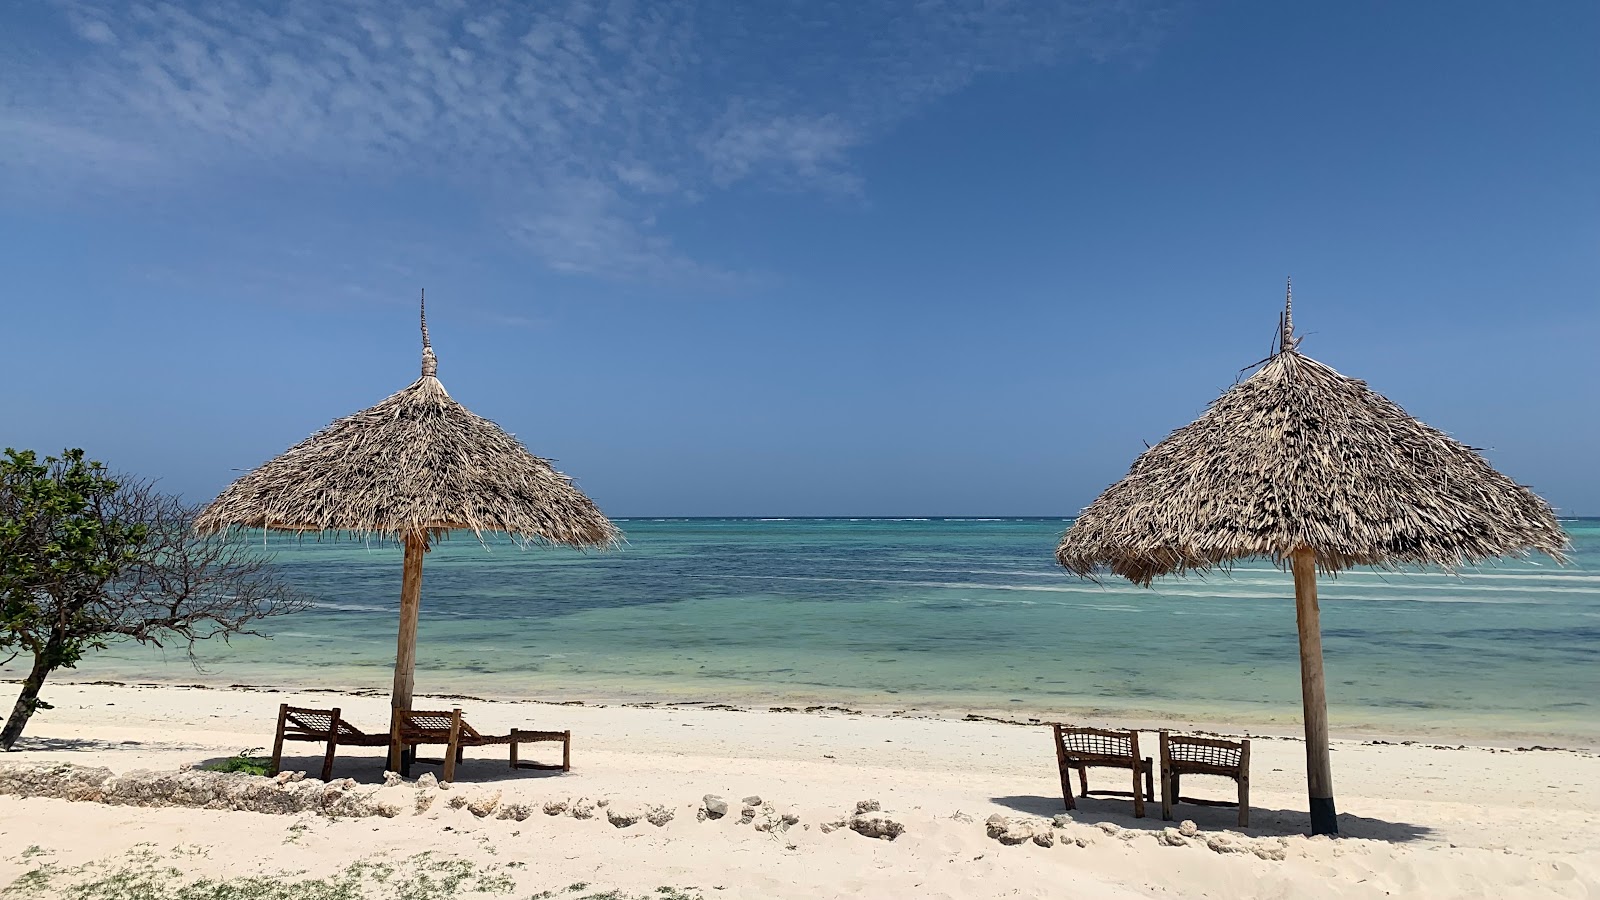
left=7, top=736, right=147, bottom=753
left=206, top=747, right=573, bottom=786
left=990, top=793, right=1433, bottom=843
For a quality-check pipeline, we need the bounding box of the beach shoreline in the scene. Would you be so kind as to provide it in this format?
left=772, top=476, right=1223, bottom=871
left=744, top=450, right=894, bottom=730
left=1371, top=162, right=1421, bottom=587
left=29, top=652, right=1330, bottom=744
left=1, top=681, right=1596, bottom=898
left=24, top=673, right=1600, bottom=752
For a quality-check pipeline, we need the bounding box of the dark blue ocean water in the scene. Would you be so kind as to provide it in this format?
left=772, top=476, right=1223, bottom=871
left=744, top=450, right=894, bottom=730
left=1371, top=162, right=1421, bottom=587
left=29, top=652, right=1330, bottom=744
left=59, top=518, right=1600, bottom=741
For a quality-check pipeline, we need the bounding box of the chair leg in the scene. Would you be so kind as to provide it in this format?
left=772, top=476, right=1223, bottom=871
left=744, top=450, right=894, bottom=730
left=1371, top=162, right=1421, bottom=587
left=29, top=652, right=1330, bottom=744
left=1131, top=764, right=1145, bottom=818
left=562, top=732, right=571, bottom=772
left=321, top=708, right=341, bottom=782
left=1144, top=759, right=1155, bottom=802
left=388, top=709, right=403, bottom=774
left=269, top=704, right=288, bottom=777
left=1056, top=762, right=1076, bottom=811
left=443, top=709, right=462, bottom=783
left=1160, top=765, right=1172, bottom=821
left=1077, top=765, right=1089, bottom=798
left=509, top=737, right=519, bottom=769
left=1238, top=739, right=1252, bottom=828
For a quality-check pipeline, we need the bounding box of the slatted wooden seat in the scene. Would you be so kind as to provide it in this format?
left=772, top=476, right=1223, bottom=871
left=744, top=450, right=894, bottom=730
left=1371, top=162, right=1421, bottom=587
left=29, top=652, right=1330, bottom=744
left=269, top=704, right=392, bottom=782
left=1160, top=730, right=1251, bottom=826
left=1051, top=725, right=1154, bottom=817
left=393, top=708, right=570, bottom=782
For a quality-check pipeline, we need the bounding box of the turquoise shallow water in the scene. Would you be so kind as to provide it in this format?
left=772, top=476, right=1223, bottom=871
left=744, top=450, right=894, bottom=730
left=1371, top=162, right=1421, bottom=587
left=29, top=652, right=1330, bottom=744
left=47, top=518, right=1600, bottom=742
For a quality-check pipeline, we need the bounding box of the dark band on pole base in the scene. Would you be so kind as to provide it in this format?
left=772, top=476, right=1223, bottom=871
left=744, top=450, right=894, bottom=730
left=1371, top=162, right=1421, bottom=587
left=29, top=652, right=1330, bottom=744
left=1309, top=796, right=1339, bottom=835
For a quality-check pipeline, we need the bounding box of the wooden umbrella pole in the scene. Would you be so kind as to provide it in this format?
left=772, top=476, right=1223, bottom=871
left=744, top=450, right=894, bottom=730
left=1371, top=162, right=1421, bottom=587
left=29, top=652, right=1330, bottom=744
left=1291, top=546, right=1338, bottom=835
left=388, top=531, right=427, bottom=772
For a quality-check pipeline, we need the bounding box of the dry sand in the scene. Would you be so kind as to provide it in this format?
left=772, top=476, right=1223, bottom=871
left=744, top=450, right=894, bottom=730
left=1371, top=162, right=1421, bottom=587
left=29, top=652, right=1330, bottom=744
left=1, top=681, right=1596, bottom=898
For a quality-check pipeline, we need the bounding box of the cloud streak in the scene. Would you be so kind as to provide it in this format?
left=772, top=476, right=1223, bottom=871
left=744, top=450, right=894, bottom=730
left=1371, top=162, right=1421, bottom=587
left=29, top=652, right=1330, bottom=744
left=3, top=0, right=1167, bottom=281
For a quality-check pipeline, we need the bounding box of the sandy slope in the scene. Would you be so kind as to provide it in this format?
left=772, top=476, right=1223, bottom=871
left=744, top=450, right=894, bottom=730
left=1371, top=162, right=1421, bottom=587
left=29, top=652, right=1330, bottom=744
left=0, top=682, right=1595, bottom=898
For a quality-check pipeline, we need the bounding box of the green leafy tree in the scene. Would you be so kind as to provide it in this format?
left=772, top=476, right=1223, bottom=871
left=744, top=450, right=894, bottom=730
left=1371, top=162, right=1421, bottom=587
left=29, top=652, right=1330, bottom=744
left=1, top=448, right=306, bottom=749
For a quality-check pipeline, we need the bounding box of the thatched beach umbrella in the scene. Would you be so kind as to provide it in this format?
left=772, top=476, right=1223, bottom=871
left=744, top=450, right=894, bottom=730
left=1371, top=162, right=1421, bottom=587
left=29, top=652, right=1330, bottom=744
left=1056, top=283, right=1567, bottom=835
left=195, top=294, right=619, bottom=767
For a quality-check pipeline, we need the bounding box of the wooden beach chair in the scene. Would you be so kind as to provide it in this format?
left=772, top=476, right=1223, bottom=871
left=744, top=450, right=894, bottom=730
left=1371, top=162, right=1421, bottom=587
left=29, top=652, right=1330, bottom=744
left=1159, top=730, right=1251, bottom=827
left=393, top=708, right=571, bottom=782
left=270, top=704, right=392, bottom=782
left=1051, top=725, right=1154, bottom=817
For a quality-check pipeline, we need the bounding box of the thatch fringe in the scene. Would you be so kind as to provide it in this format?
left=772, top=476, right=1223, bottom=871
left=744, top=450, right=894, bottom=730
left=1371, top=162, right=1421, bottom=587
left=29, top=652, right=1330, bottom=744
left=194, top=372, right=619, bottom=549
left=1057, top=348, right=1567, bottom=585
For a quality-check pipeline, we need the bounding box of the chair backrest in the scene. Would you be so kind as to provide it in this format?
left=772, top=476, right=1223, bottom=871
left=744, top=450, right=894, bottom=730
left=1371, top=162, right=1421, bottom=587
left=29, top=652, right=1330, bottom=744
left=396, top=708, right=484, bottom=740
left=1162, top=732, right=1248, bottom=772
left=282, top=705, right=368, bottom=739
left=1053, top=725, right=1138, bottom=762
left=397, top=709, right=457, bottom=737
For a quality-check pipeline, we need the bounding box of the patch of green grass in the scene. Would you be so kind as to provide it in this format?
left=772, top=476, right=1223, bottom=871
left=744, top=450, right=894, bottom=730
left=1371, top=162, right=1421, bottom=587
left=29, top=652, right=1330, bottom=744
left=200, top=748, right=273, bottom=777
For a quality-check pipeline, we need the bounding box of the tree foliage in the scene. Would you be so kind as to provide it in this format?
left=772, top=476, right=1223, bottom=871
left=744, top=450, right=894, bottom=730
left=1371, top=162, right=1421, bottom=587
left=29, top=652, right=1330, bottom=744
left=1, top=448, right=307, bottom=749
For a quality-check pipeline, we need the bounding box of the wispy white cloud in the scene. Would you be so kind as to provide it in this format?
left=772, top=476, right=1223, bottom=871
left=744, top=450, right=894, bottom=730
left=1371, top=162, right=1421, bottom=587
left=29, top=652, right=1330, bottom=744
left=2, top=0, right=1167, bottom=281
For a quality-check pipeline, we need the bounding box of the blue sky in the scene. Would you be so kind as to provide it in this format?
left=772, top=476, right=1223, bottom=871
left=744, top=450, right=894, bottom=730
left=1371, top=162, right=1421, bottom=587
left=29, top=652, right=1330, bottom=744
left=2, top=1, right=1596, bottom=516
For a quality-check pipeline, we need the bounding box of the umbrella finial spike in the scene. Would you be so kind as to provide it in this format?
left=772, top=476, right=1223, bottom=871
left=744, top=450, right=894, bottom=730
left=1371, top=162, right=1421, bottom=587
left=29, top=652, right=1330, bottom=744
left=1280, top=277, right=1297, bottom=353
left=420, top=288, right=438, bottom=377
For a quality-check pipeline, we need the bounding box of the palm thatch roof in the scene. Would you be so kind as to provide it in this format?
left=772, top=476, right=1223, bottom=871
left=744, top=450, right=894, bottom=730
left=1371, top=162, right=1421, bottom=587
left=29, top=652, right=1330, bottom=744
left=1057, top=292, right=1567, bottom=585
left=194, top=301, right=618, bottom=549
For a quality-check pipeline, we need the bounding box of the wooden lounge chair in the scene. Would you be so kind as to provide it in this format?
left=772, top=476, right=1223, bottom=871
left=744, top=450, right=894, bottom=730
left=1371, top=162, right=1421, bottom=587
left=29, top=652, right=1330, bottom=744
left=393, top=708, right=571, bottom=782
left=1051, top=724, right=1154, bottom=817
left=1159, top=730, right=1251, bottom=827
left=270, top=704, right=391, bottom=782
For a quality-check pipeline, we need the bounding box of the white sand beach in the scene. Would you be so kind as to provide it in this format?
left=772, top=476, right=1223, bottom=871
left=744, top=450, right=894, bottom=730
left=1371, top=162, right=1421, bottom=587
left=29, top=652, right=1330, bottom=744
left=1, top=681, right=1595, bottom=898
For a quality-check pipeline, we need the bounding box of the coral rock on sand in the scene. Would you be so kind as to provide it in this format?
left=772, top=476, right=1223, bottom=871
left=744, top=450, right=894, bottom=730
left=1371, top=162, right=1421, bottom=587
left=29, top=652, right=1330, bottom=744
left=382, top=771, right=403, bottom=787
left=0, top=763, right=404, bottom=819
left=741, top=795, right=763, bottom=806
left=1252, top=840, right=1288, bottom=861
left=985, top=815, right=1010, bottom=840
left=698, top=795, right=728, bottom=821
left=542, top=798, right=569, bottom=816
left=465, top=791, right=501, bottom=818
left=646, top=804, right=675, bottom=827
left=1206, top=834, right=1244, bottom=854
left=416, top=773, right=439, bottom=790
left=1159, top=827, right=1188, bottom=847
left=1179, top=820, right=1199, bottom=838
left=607, top=805, right=643, bottom=828
left=848, top=812, right=904, bottom=841
left=855, top=799, right=881, bottom=814
left=984, top=815, right=1047, bottom=847
left=570, top=798, right=597, bottom=820
left=496, top=802, right=533, bottom=822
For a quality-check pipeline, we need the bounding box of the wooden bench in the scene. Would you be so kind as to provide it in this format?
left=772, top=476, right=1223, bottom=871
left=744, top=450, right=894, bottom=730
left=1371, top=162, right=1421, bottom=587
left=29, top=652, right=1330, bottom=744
left=269, top=704, right=391, bottom=781
left=1051, top=725, right=1154, bottom=818
left=1159, top=730, right=1251, bottom=827
left=393, top=708, right=570, bottom=782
